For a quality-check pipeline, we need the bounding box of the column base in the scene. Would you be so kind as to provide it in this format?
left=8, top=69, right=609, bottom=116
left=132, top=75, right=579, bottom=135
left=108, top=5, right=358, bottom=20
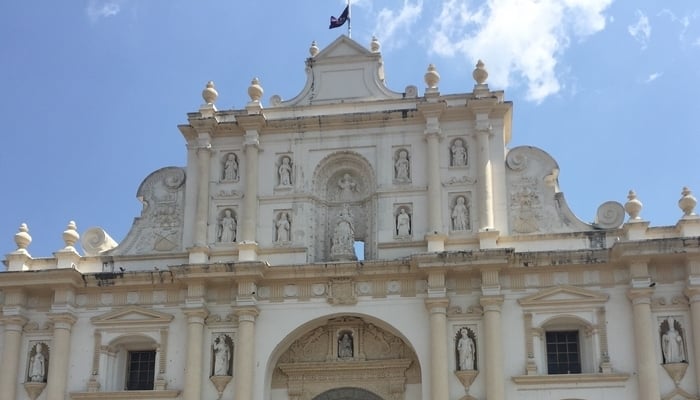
left=187, top=246, right=210, bottom=264
left=478, top=229, right=499, bottom=249
left=238, top=241, right=259, bottom=262
left=425, top=233, right=446, bottom=252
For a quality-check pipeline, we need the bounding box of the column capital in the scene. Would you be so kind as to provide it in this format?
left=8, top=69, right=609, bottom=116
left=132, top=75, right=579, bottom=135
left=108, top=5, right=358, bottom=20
left=684, top=287, right=700, bottom=303
left=0, top=315, right=28, bottom=330
left=183, top=307, right=209, bottom=323
left=234, top=306, right=259, bottom=323
left=480, top=295, right=504, bottom=311
left=47, top=313, right=77, bottom=329
left=627, top=288, right=654, bottom=304
left=425, top=297, right=450, bottom=313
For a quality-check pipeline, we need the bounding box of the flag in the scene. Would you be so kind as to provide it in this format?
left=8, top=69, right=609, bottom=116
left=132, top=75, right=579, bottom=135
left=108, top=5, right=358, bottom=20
left=329, top=5, right=349, bottom=29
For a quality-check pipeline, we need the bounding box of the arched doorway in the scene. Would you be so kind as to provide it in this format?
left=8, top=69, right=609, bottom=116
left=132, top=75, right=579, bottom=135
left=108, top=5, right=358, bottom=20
left=312, top=387, right=383, bottom=400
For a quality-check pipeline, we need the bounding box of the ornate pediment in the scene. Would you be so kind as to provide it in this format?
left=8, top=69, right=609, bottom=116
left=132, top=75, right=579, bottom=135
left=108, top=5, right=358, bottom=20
left=518, top=285, right=608, bottom=309
left=91, top=306, right=174, bottom=328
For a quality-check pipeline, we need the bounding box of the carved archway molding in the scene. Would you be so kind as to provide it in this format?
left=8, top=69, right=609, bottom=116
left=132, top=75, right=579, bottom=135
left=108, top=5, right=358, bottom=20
left=280, top=359, right=410, bottom=400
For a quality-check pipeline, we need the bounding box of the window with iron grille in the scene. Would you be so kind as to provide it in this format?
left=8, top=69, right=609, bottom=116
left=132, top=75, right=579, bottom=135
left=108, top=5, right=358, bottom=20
left=545, top=330, right=581, bottom=374
left=126, top=350, right=156, bottom=390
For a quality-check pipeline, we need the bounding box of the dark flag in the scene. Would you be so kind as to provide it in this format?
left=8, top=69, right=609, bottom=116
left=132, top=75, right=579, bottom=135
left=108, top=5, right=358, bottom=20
left=329, top=5, right=349, bottom=29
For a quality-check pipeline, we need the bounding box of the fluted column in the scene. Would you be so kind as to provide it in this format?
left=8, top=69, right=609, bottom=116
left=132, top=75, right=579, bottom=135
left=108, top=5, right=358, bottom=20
left=194, top=141, right=212, bottom=248
left=46, top=313, right=77, bottom=400
left=0, top=316, right=27, bottom=400
left=628, top=288, right=661, bottom=400
left=475, top=127, right=494, bottom=229
left=418, top=101, right=447, bottom=252
left=182, top=307, right=208, bottom=400
left=425, top=298, right=449, bottom=400
left=233, top=307, right=259, bottom=400
left=241, top=132, right=260, bottom=242
left=480, top=296, right=504, bottom=400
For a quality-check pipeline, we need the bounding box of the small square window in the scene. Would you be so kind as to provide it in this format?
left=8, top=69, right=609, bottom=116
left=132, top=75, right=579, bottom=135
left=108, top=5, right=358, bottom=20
left=545, top=330, right=581, bottom=374
left=126, top=350, right=155, bottom=390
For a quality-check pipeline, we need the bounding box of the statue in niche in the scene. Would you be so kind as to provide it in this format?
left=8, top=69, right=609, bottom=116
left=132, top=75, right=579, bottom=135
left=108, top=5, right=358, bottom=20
left=28, top=342, right=47, bottom=382
left=275, top=212, right=291, bottom=242
left=278, top=156, right=292, bottom=186
left=217, top=209, right=237, bottom=242
left=223, top=153, right=239, bottom=181
left=212, top=334, right=232, bottom=376
left=456, top=328, right=476, bottom=371
left=337, top=173, right=357, bottom=201
left=451, top=139, right=467, bottom=167
left=331, top=205, right=355, bottom=257
left=394, top=150, right=410, bottom=182
left=396, top=208, right=411, bottom=236
left=338, top=332, right=353, bottom=358
left=661, top=317, right=686, bottom=363
left=451, top=196, right=470, bottom=231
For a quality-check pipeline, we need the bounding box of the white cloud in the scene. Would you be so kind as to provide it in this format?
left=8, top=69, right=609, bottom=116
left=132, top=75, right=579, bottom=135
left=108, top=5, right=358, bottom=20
left=428, top=0, right=612, bottom=103
left=373, top=0, right=423, bottom=49
left=628, top=10, right=651, bottom=49
left=645, top=72, right=662, bottom=83
left=659, top=9, right=700, bottom=43
left=86, top=0, right=121, bottom=23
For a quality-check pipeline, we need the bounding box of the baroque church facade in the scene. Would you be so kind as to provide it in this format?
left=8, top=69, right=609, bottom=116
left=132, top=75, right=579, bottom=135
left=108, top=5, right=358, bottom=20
left=2, top=36, right=700, bottom=400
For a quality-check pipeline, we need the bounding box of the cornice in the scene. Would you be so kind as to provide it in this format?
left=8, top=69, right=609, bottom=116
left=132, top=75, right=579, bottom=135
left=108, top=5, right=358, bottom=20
left=70, top=390, right=180, bottom=400
left=0, top=269, right=84, bottom=290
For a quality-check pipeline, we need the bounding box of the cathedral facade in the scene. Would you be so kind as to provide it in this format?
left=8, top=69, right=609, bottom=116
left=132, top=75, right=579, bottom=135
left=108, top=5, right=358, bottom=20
left=2, top=36, right=700, bottom=400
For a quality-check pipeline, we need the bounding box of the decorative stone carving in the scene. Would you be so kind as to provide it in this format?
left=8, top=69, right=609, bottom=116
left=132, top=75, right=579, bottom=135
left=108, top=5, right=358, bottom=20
left=275, top=211, right=292, bottom=243
left=594, top=201, right=625, bottom=229
left=625, top=190, right=643, bottom=220
left=328, top=279, right=357, bottom=305
left=337, top=173, right=358, bottom=201
left=510, top=183, right=541, bottom=234
left=27, top=342, right=48, bottom=383
left=473, top=59, right=488, bottom=85
left=679, top=187, right=697, bottom=217
left=14, top=223, right=31, bottom=252
left=424, top=64, right=440, bottom=89
left=222, top=153, right=239, bottom=182
left=395, top=206, right=412, bottom=237
left=338, top=332, right=353, bottom=358
left=217, top=209, right=237, bottom=243
left=394, top=149, right=410, bottom=183
left=81, top=227, right=118, bottom=256
left=330, top=205, right=356, bottom=261
left=111, top=167, right=186, bottom=255
left=456, top=327, right=476, bottom=371
left=202, top=81, right=218, bottom=105
left=451, top=195, right=471, bottom=232
left=660, top=317, right=687, bottom=364
left=450, top=138, right=468, bottom=167
left=211, top=333, right=233, bottom=376
left=278, top=156, right=293, bottom=187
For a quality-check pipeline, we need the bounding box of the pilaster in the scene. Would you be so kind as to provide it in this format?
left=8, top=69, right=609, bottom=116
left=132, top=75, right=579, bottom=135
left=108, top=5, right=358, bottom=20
left=627, top=287, right=661, bottom=400
left=480, top=295, right=504, bottom=400
left=425, top=298, right=450, bottom=400
left=233, top=307, right=259, bottom=400
left=237, top=114, right=266, bottom=261
left=0, top=315, right=28, bottom=400
left=418, top=101, right=447, bottom=252
left=46, top=313, right=77, bottom=400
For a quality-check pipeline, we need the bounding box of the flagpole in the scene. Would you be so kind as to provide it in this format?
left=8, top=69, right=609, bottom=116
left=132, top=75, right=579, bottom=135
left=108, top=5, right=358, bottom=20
left=347, top=0, right=352, bottom=38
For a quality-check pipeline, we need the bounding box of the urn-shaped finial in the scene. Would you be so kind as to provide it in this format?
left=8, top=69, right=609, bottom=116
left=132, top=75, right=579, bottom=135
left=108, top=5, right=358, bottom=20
left=309, top=41, right=319, bottom=57
left=248, top=78, right=264, bottom=102
left=473, top=60, right=488, bottom=85
left=424, top=64, right=440, bottom=89
left=202, top=81, right=218, bottom=105
left=370, top=36, right=381, bottom=53
left=679, top=187, right=697, bottom=217
left=14, top=223, right=32, bottom=251
left=62, top=221, right=79, bottom=249
left=625, top=190, right=643, bottom=220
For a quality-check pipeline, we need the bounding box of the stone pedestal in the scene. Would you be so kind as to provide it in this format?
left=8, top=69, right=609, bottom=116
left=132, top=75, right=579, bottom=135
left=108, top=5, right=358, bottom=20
left=23, top=382, right=46, bottom=400
left=209, top=375, right=232, bottom=399
left=454, top=370, right=479, bottom=400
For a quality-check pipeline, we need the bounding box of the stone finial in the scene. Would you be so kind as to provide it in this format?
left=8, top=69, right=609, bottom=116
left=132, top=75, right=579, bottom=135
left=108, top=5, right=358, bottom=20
left=370, top=36, right=381, bottom=53
left=473, top=60, right=488, bottom=85
left=625, top=190, right=643, bottom=220
left=14, top=223, right=32, bottom=251
left=247, top=78, right=264, bottom=102
left=424, top=64, right=440, bottom=89
left=679, top=187, right=697, bottom=217
left=202, top=81, right=218, bottom=105
left=62, top=221, right=80, bottom=250
left=309, top=41, right=319, bottom=57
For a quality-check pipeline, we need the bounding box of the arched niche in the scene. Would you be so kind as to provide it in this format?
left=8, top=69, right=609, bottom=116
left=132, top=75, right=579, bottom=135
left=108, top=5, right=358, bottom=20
left=311, top=151, right=377, bottom=261
left=269, top=315, right=421, bottom=400
left=313, top=387, right=384, bottom=400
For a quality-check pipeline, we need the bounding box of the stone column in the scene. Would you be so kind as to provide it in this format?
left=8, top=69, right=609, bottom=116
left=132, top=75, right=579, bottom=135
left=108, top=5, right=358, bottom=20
left=425, top=298, right=449, bottom=400
left=233, top=307, right=259, bottom=400
left=480, top=296, right=504, bottom=400
left=182, top=307, right=208, bottom=400
left=475, top=127, right=494, bottom=230
left=46, top=313, right=77, bottom=400
left=418, top=101, right=447, bottom=252
left=685, top=285, right=700, bottom=394
left=0, top=316, right=27, bottom=400
left=194, top=139, right=212, bottom=248
left=628, top=288, right=661, bottom=400
left=241, top=132, right=260, bottom=242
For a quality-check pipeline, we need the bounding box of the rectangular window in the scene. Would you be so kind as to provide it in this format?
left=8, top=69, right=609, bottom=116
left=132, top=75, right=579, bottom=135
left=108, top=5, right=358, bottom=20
left=545, top=330, right=581, bottom=374
left=126, top=350, right=156, bottom=390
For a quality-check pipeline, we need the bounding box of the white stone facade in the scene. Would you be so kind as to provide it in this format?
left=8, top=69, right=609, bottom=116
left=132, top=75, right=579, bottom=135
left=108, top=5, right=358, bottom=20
left=2, top=36, right=700, bottom=400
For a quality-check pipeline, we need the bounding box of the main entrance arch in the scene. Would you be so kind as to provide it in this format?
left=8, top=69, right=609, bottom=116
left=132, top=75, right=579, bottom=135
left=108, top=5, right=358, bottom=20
left=312, top=387, right=384, bottom=400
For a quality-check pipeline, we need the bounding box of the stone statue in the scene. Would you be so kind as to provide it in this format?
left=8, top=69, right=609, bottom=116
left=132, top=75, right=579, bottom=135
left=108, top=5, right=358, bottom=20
left=337, top=173, right=357, bottom=201
left=28, top=343, right=47, bottom=382
left=276, top=212, right=291, bottom=242
left=217, top=209, right=237, bottom=242
left=395, top=150, right=410, bottom=182
left=396, top=208, right=411, bottom=236
left=278, top=156, right=292, bottom=186
left=451, top=196, right=470, bottom=231
left=457, top=329, right=475, bottom=371
left=212, top=334, right=231, bottom=376
left=662, top=317, right=685, bottom=363
left=223, top=153, right=238, bottom=181
left=338, top=333, right=353, bottom=358
left=451, top=139, right=467, bottom=167
left=331, top=205, right=355, bottom=257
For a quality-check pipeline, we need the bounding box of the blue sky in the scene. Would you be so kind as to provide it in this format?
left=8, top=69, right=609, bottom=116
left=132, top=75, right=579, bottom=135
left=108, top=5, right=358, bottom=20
left=1, top=0, right=698, bottom=258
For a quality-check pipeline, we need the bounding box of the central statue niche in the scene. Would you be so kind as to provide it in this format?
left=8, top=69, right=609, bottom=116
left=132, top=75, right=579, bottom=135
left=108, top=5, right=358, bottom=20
left=312, top=152, right=376, bottom=262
